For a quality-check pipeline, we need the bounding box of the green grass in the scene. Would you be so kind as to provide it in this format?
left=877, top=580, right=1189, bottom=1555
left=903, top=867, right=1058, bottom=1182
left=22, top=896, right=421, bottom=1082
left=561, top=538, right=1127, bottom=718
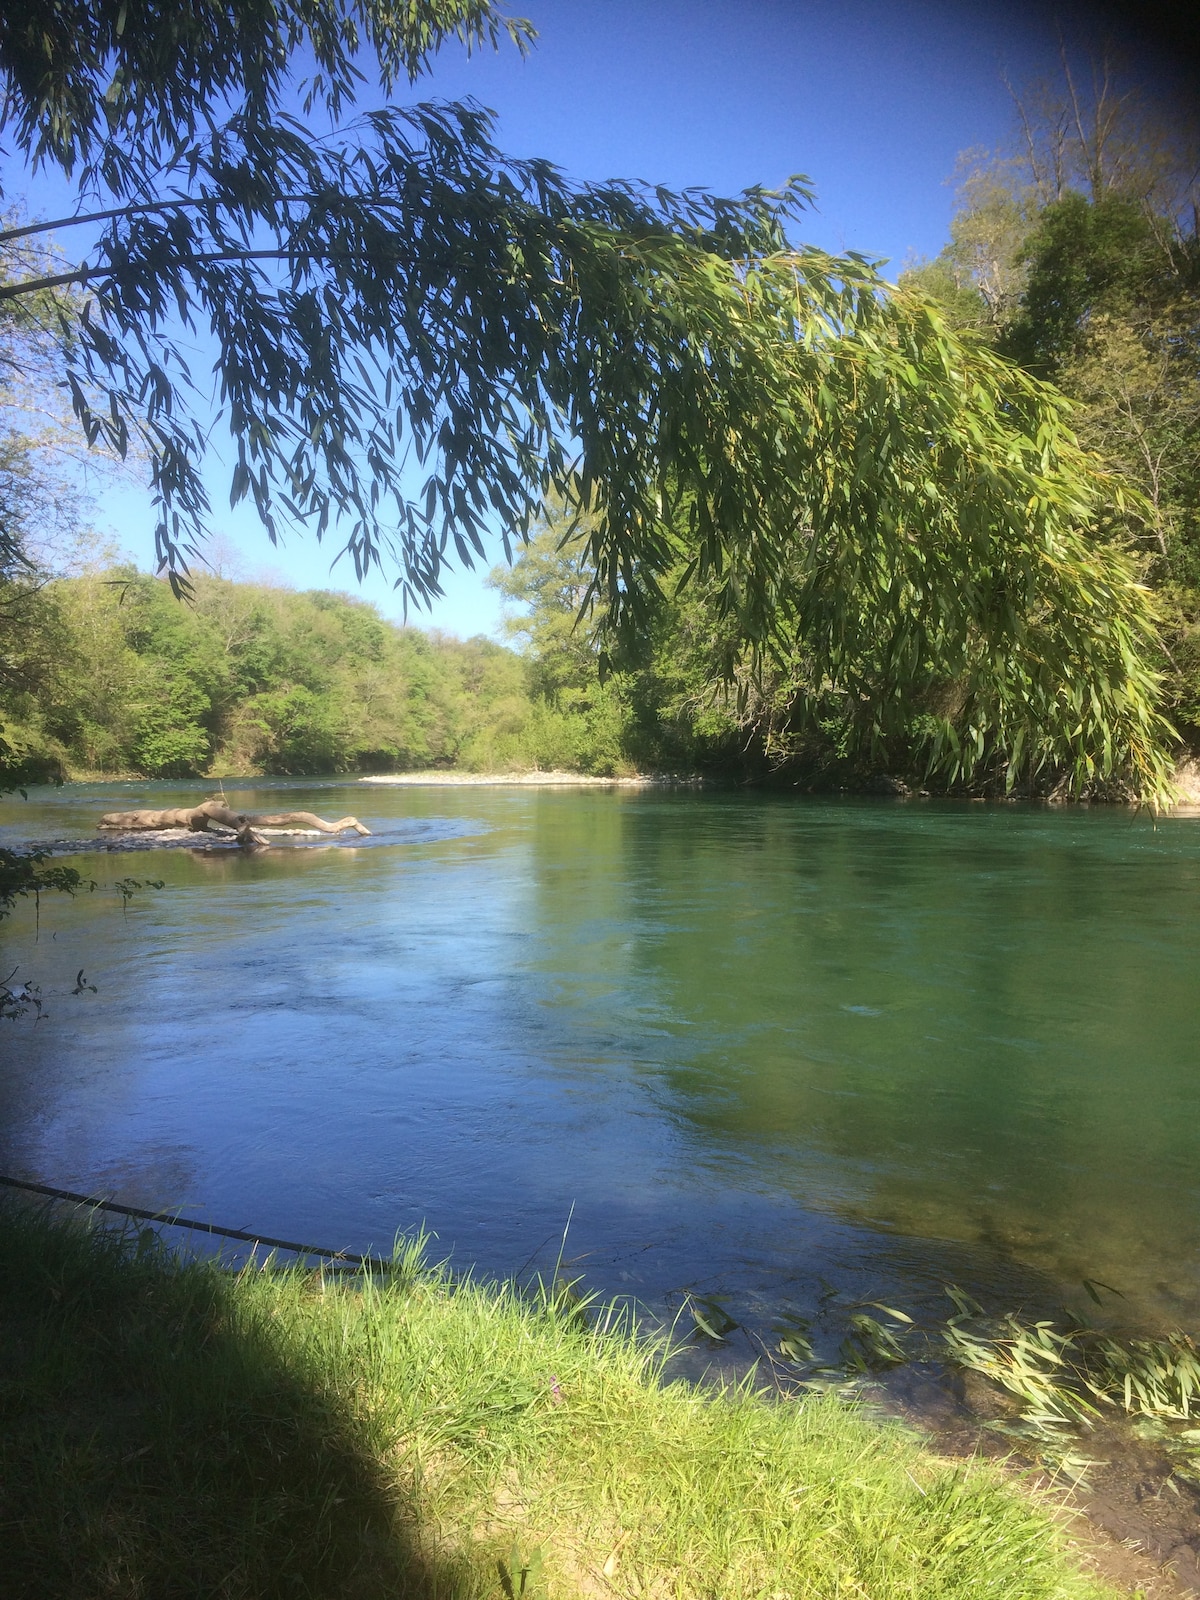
left=0, top=1203, right=1117, bottom=1600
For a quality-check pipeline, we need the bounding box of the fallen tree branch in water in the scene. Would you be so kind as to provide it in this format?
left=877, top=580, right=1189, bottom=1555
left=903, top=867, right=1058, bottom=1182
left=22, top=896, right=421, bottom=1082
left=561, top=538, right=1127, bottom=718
left=97, top=800, right=370, bottom=846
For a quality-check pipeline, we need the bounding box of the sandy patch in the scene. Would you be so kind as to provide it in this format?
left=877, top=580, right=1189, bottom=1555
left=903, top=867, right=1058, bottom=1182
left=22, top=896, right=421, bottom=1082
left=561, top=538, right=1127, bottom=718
left=358, top=770, right=659, bottom=787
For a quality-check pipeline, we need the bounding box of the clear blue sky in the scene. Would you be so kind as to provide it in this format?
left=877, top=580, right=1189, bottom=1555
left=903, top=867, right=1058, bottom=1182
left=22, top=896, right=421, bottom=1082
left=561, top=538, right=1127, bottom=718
left=53, top=0, right=1180, bottom=636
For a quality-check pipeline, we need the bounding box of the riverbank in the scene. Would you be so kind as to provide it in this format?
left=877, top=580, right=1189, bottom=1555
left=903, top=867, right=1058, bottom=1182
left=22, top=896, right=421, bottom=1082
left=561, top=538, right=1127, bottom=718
left=10, top=759, right=1200, bottom=803
left=0, top=1203, right=1119, bottom=1600
left=359, top=769, right=666, bottom=786
left=357, top=764, right=1200, bottom=809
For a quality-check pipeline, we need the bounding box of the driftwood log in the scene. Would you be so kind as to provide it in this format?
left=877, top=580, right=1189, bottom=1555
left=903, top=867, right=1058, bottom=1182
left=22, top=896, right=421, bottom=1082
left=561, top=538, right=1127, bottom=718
left=98, top=799, right=370, bottom=847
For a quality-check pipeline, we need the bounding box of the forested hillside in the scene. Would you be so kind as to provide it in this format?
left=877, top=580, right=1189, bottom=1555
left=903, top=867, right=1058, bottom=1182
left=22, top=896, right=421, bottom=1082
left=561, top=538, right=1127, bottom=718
left=0, top=568, right=556, bottom=781
left=0, top=545, right=765, bottom=784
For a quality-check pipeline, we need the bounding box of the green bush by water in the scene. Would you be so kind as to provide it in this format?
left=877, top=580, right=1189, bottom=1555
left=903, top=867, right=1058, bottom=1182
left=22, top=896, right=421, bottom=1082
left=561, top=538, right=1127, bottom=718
left=0, top=1203, right=1115, bottom=1599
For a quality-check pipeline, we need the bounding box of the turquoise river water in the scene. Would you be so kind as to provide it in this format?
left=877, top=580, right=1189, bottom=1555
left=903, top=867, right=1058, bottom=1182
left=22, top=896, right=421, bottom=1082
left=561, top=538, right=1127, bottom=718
left=2, top=780, right=1199, bottom=1363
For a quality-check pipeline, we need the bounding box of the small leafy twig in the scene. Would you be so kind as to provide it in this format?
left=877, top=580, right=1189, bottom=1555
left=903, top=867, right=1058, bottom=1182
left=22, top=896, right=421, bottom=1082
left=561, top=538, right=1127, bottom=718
left=113, top=876, right=165, bottom=914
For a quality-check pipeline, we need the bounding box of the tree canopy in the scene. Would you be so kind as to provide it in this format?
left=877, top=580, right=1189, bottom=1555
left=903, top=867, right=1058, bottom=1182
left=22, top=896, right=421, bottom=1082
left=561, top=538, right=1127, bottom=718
left=902, top=45, right=1200, bottom=758
left=0, top=0, right=534, bottom=171
left=0, top=4, right=1185, bottom=799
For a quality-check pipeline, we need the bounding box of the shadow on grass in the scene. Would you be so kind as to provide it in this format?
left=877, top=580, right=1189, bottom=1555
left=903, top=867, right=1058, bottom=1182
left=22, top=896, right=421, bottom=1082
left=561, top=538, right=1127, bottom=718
left=0, top=1201, right=472, bottom=1600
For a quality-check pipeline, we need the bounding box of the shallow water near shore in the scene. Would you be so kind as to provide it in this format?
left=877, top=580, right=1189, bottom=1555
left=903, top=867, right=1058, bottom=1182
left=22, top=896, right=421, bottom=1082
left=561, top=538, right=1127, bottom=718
left=3, top=780, right=1199, bottom=1363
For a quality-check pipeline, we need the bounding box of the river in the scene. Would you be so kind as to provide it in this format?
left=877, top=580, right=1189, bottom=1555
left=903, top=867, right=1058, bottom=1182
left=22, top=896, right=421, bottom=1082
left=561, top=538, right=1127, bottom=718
left=2, top=780, right=1198, bottom=1363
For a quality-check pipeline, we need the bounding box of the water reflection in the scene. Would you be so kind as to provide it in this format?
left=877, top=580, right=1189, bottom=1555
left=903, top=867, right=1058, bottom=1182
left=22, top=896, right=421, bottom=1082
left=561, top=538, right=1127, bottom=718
left=521, top=796, right=1200, bottom=1319
left=2, top=782, right=1198, bottom=1339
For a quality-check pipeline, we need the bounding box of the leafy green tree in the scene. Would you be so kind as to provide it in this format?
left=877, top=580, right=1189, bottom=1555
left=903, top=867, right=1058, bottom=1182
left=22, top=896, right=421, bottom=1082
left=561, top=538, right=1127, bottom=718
left=0, top=0, right=532, bottom=172
left=1061, top=312, right=1200, bottom=568
left=905, top=46, right=1200, bottom=771
left=0, top=268, right=110, bottom=936
left=1000, top=193, right=1165, bottom=377
left=900, top=155, right=1035, bottom=337
left=497, top=504, right=1158, bottom=796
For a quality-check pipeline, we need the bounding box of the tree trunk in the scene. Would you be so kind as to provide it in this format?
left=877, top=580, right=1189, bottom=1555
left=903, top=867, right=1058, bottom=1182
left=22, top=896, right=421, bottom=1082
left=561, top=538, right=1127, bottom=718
left=97, top=800, right=370, bottom=842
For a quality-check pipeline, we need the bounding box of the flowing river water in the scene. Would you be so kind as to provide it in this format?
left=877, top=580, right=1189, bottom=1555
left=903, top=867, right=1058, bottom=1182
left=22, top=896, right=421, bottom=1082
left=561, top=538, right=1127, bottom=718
left=3, top=780, right=1200, bottom=1366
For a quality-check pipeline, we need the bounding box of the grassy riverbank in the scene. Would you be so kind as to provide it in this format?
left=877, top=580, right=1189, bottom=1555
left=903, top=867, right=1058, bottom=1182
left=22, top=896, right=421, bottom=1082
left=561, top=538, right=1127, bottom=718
left=0, top=1205, right=1117, bottom=1600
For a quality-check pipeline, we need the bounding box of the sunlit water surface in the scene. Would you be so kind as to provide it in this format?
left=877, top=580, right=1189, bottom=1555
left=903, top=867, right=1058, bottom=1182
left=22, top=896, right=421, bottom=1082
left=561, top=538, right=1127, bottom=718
left=3, top=781, right=1198, bottom=1360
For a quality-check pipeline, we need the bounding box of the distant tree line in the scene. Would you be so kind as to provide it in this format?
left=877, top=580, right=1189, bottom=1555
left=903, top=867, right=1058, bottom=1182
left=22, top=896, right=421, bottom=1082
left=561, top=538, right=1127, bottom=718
left=1, top=563, right=598, bottom=781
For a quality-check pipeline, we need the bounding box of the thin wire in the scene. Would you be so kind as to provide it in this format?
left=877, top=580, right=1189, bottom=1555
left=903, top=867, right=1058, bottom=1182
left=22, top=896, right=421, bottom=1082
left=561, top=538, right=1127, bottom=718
left=0, top=1173, right=394, bottom=1270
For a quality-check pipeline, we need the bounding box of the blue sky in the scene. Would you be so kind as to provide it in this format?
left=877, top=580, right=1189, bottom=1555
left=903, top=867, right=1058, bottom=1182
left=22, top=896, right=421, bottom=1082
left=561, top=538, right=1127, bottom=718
left=36, top=0, right=1171, bottom=636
